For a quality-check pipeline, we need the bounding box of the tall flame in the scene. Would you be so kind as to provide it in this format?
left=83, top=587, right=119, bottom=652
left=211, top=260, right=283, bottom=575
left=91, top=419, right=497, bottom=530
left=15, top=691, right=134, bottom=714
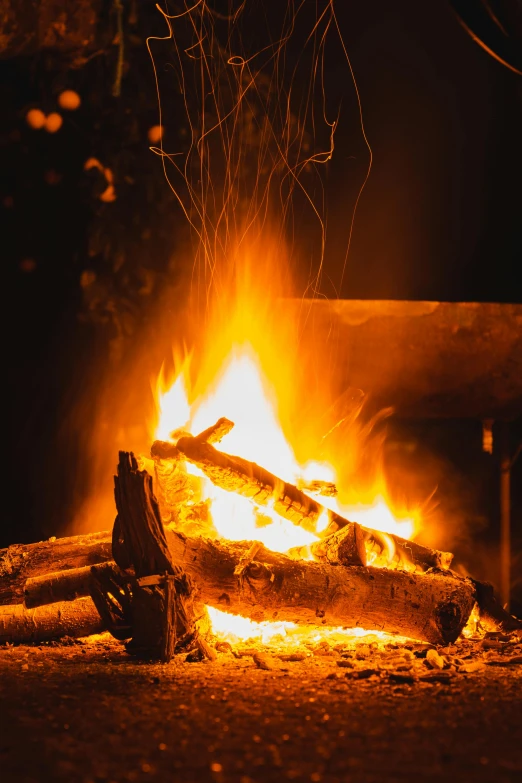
left=153, top=339, right=418, bottom=552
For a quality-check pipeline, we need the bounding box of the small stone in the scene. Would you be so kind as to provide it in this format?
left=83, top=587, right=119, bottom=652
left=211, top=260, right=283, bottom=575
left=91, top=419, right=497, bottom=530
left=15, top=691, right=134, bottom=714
left=486, top=655, right=522, bottom=666
left=412, top=645, right=433, bottom=658
left=345, top=668, right=379, bottom=680
left=278, top=653, right=307, bottom=662
left=253, top=652, right=278, bottom=670
left=426, top=649, right=445, bottom=670
left=418, top=671, right=453, bottom=683
left=215, top=641, right=233, bottom=653
left=336, top=659, right=356, bottom=668
left=458, top=661, right=485, bottom=673
left=388, top=672, right=416, bottom=684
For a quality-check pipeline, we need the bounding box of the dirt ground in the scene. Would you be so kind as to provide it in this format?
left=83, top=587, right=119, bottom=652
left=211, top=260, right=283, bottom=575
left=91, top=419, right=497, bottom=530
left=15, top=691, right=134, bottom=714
left=1, top=635, right=522, bottom=783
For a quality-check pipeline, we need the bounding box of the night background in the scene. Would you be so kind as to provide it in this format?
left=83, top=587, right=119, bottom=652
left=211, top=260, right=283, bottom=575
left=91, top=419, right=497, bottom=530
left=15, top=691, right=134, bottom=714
left=2, top=1, right=521, bottom=609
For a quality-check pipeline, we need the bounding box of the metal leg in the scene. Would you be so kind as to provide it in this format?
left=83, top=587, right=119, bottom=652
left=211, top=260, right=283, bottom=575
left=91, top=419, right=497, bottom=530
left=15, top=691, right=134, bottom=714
left=500, top=423, right=511, bottom=610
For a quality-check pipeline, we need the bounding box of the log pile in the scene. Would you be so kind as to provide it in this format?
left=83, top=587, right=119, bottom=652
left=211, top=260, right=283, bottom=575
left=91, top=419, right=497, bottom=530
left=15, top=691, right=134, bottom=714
left=1, top=418, right=521, bottom=657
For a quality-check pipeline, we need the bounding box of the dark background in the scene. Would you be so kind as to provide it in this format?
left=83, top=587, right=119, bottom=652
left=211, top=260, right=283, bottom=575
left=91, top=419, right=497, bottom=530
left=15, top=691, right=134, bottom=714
left=1, top=1, right=521, bottom=608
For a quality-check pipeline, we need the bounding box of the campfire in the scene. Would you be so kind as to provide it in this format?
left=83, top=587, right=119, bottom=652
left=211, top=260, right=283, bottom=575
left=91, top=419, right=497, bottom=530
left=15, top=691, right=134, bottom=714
left=1, top=0, right=521, bottom=668
left=1, top=326, right=520, bottom=659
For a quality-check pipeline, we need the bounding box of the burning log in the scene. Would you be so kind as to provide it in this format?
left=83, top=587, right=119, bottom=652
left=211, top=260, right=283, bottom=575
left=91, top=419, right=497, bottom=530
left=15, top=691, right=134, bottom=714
left=193, top=416, right=234, bottom=444
left=288, top=523, right=367, bottom=567
left=17, top=529, right=475, bottom=645
left=0, top=531, right=111, bottom=606
left=360, top=529, right=454, bottom=572
left=0, top=597, right=103, bottom=644
left=157, top=431, right=453, bottom=571
left=296, top=479, right=338, bottom=497
left=161, top=531, right=475, bottom=645
left=155, top=434, right=323, bottom=534
left=5, top=527, right=520, bottom=641
left=149, top=419, right=233, bottom=524
left=471, top=579, right=522, bottom=632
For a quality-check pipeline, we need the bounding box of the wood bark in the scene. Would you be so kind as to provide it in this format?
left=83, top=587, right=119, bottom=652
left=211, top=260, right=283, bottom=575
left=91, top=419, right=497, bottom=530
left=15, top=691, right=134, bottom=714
left=150, top=419, right=233, bottom=524
left=162, top=530, right=474, bottom=645
left=14, top=529, right=475, bottom=645
left=0, top=597, right=104, bottom=643
left=1, top=530, right=515, bottom=642
left=0, top=531, right=111, bottom=606
left=113, top=451, right=211, bottom=661
left=24, top=561, right=117, bottom=609
left=159, top=433, right=453, bottom=571
left=360, top=528, right=454, bottom=572
left=471, top=579, right=522, bottom=632
left=288, top=522, right=367, bottom=567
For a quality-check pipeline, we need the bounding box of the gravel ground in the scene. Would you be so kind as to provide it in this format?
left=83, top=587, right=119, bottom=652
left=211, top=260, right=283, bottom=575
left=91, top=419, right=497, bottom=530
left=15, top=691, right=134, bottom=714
left=1, top=634, right=522, bottom=783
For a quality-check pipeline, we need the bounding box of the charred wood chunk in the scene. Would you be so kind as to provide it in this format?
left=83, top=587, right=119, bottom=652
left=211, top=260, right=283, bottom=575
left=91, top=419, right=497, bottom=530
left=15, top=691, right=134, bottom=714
left=112, top=452, right=209, bottom=661
left=310, top=523, right=367, bottom=567
left=472, top=578, right=522, bottom=632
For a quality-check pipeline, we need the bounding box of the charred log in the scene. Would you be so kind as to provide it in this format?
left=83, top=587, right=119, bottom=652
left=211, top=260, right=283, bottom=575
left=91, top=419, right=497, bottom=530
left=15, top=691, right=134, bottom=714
left=112, top=451, right=210, bottom=661
left=24, top=561, right=118, bottom=609
left=471, top=579, right=522, bottom=632
left=296, top=479, right=338, bottom=497
left=360, top=528, right=454, bottom=572
left=163, top=531, right=474, bottom=645
left=0, top=597, right=104, bottom=643
left=0, top=532, right=111, bottom=606
left=15, top=528, right=475, bottom=645
left=164, top=432, right=453, bottom=571
left=288, top=523, right=367, bottom=567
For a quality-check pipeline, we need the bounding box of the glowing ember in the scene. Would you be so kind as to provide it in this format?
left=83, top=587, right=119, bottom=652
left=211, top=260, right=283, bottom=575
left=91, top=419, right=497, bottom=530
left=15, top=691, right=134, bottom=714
left=208, top=606, right=406, bottom=649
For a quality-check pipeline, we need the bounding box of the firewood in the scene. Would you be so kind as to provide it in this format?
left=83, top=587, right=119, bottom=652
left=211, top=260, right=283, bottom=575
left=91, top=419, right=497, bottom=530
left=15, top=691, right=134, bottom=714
left=287, top=522, right=367, bottom=567
left=359, top=528, right=454, bottom=572
left=13, top=527, right=474, bottom=644
left=471, top=579, right=522, bottom=632
left=296, top=479, right=338, bottom=497
left=150, top=419, right=234, bottom=524
left=161, top=530, right=475, bottom=645
left=311, top=523, right=367, bottom=566
left=24, top=561, right=118, bottom=609
left=0, top=532, right=111, bottom=606
left=0, top=597, right=104, bottom=644
left=193, top=416, right=234, bottom=444
left=157, top=434, right=322, bottom=534
left=167, top=431, right=453, bottom=571
left=112, top=451, right=211, bottom=661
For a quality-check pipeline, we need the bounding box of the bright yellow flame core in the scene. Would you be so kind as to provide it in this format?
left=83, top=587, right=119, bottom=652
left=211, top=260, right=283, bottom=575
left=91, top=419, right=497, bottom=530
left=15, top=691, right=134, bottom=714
left=154, top=339, right=418, bottom=641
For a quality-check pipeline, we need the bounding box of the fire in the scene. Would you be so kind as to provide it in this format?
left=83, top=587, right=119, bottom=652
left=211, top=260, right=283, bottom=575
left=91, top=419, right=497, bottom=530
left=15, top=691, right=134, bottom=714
left=154, top=342, right=418, bottom=552
left=152, top=318, right=421, bottom=642
left=143, top=0, right=418, bottom=643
